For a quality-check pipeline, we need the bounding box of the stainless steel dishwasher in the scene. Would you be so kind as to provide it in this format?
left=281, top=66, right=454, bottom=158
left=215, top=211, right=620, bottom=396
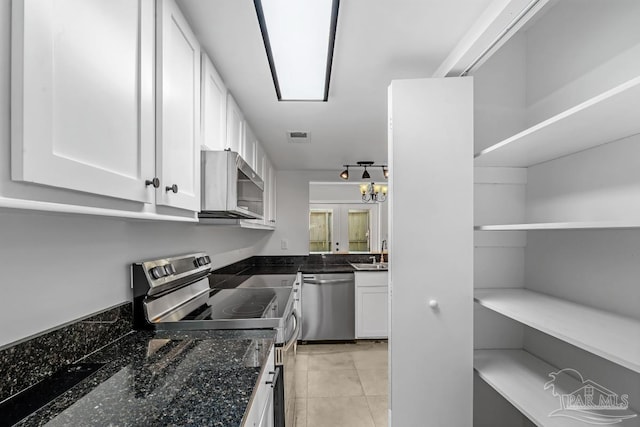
left=301, top=273, right=355, bottom=340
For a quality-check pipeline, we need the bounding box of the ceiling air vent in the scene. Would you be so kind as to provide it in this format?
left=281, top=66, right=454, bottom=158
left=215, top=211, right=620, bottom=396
left=287, top=131, right=311, bottom=143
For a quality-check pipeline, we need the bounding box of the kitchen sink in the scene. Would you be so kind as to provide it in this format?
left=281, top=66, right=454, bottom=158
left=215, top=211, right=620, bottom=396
left=349, top=262, right=388, bottom=271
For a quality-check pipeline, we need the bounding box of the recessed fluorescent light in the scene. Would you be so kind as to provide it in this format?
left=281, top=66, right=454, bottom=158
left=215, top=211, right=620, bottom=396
left=254, top=0, right=340, bottom=102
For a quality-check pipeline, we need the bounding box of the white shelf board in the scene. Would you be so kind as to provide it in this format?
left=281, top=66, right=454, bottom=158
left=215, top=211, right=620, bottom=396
left=475, top=349, right=639, bottom=427
left=475, top=288, right=640, bottom=373
left=475, top=76, right=640, bottom=167
left=475, top=221, right=640, bottom=231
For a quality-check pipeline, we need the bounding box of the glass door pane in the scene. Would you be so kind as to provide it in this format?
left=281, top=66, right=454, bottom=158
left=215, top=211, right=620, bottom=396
left=348, top=209, right=370, bottom=252
left=309, top=209, right=333, bottom=253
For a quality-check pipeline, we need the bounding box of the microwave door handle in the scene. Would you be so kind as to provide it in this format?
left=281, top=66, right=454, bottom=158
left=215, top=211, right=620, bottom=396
left=283, top=311, right=299, bottom=351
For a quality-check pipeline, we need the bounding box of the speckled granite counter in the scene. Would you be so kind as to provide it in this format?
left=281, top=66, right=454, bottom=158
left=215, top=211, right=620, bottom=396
left=208, top=254, right=390, bottom=280
left=299, top=264, right=357, bottom=274
left=14, top=329, right=275, bottom=427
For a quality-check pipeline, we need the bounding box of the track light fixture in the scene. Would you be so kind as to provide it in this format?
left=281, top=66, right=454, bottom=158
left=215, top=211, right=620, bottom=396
left=338, top=161, right=388, bottom=180
left=338, top=161, right=389, bottom=203
left=340, top=167, right=349, bottom=180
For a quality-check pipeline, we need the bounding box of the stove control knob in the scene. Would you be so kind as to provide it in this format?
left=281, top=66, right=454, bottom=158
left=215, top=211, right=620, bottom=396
left=150, top=266, right=167, bottom=279
left=164, top=264, right=176, bottom=275
left=195, top=256, right=210, bottom=267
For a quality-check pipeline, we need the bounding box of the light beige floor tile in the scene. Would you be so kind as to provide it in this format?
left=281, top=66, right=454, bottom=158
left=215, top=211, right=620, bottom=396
left=308, top=369, right=364, bottom=397
left=296, top=353, right=309, bottom=371
left=352, top=350, right=388, bottom=370
left=366, top=396, right=388, bottom=427
left=307, top=396, right=375, bottom=427
left=308, top=352, right=356, bottom=371
left=358, top=369, right=389, bottom=396
left=296, top=370, right=308, bottom=398
left=295, top=398, right=307, bottom=427
left=298, top=343, right=361, bottom=354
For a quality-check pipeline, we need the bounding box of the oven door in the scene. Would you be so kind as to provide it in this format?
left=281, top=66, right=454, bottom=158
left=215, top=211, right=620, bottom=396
left=275, top=311, right=299, bottom=427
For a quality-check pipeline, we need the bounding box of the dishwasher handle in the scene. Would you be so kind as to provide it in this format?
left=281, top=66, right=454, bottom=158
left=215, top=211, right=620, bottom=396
left=303, top=278, right=353, bottom=285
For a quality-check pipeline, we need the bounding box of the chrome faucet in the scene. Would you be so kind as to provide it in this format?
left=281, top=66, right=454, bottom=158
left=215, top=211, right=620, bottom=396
left=369, top=256, right=377, bottom=264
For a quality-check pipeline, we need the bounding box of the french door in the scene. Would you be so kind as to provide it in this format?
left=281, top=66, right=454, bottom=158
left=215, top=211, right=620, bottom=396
left=309, top=203, right=380, bottom=253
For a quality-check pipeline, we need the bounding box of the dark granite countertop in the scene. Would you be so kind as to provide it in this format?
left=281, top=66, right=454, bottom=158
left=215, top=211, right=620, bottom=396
left=299, top=264, right=357, bottom=274
left=15, top=329, right=275, bottom=427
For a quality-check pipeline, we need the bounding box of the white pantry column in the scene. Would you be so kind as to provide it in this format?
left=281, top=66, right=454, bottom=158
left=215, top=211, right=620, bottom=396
left=388, top=77, right=473, bottom=426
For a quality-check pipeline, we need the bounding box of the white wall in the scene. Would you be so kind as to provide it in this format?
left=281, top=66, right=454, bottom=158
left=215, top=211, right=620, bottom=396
left=0, top=2, right=270, bottom=347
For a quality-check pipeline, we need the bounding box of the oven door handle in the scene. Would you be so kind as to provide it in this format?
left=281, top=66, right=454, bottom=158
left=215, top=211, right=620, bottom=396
left=283, top=311, right=299, bottom=351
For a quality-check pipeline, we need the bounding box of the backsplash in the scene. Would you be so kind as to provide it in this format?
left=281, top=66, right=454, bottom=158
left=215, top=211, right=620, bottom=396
left=0, top=303, right=132, bottom=402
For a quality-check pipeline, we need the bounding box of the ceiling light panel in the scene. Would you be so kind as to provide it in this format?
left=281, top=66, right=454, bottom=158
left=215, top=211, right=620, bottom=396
left=256, top=0, right=339, bottom=101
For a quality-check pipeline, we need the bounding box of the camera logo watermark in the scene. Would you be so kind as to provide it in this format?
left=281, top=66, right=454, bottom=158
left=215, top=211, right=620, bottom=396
left=544, top=368, right=637, bottom=425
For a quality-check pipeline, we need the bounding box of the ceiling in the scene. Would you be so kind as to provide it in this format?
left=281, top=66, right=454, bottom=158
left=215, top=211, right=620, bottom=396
left=178, top=0, right=494, bottom=171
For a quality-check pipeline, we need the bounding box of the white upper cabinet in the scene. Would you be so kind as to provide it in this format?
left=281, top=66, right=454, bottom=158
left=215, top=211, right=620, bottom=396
left=255, top=141, right=266, bottom=180
left=11, top=0, right=155, bottom=203
left=226, top=94, right=245, bottom=155
left=264, top=157, right=277, bottom=227
left=244, top=125, right=257, bottom=171
left=201, top=53, right=227, bottom=151
left=156, top=0, right=201, bottom=211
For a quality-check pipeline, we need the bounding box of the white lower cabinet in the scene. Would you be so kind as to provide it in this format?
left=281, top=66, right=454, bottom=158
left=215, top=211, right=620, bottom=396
left=355, top=271, right=389, bottom=339
left=243, top=344, right=275, bottom=427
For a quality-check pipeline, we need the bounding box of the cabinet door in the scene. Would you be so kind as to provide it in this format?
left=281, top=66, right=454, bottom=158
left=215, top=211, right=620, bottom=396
left=11, top=0, right=155, bottom=203
left=156, top=0, right=201, bottom=211
left=201, top=53, right=226, bottom=151
left=268, top=160, right=277, bottom=226
left=255, top=141, right=266, bottom=180
left=257, top=387, right=274, bottom=427
left=226, top=94, right=245, bottom=154
left=244, top=126, right=257, bottom=170
left=263, top=157, right=277, bottom=227
left=356, top=287, right=388, bottom=338
left=389, top=77, right=473, bottom=425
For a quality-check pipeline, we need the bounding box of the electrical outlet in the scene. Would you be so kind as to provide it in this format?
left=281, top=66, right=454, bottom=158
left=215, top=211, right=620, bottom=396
left=281, top=239, right=288, bottom=250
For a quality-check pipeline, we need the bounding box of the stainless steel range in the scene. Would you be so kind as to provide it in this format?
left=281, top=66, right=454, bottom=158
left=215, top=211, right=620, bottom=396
left=131, top=253, right=298, bottom=427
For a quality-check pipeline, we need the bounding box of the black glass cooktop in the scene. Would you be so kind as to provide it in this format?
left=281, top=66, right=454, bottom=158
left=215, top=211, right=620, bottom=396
left=179, top=288, right=291, bottom=321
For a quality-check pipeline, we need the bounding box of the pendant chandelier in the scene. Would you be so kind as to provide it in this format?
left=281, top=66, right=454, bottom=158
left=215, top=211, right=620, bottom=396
left=339, top=161, right=388, bottom=203
left=360, top=182, right=388, bottom=203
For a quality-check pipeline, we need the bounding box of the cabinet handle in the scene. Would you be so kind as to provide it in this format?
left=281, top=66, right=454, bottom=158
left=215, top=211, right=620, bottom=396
left=145, top=178, right=160, bottom=188
left=266, top=371, right=276, bottom=388
left=165, top=184, right=178, bottom=193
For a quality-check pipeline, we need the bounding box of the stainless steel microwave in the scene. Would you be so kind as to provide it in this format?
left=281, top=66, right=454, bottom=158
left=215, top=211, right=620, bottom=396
left=199, top=150, right=264, bottom=219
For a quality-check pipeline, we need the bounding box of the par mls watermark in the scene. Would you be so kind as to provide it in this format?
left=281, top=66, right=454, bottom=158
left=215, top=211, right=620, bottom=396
left=544, top=368, right=637, bottom=425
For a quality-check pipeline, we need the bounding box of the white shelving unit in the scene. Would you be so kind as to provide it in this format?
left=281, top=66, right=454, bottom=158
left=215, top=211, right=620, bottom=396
left=474, top=76, right=640, bottom=167
left=475, top=221, right=640, bottom=231
left=474, top=349, right=640, bottom=427
left=475, top=289, right=640, bottom=373
left=469, top=2, right=640, bottom=425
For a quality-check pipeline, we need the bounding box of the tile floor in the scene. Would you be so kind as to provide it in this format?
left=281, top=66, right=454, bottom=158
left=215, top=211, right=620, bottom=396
left=294, top=341, right=388, bottom=427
